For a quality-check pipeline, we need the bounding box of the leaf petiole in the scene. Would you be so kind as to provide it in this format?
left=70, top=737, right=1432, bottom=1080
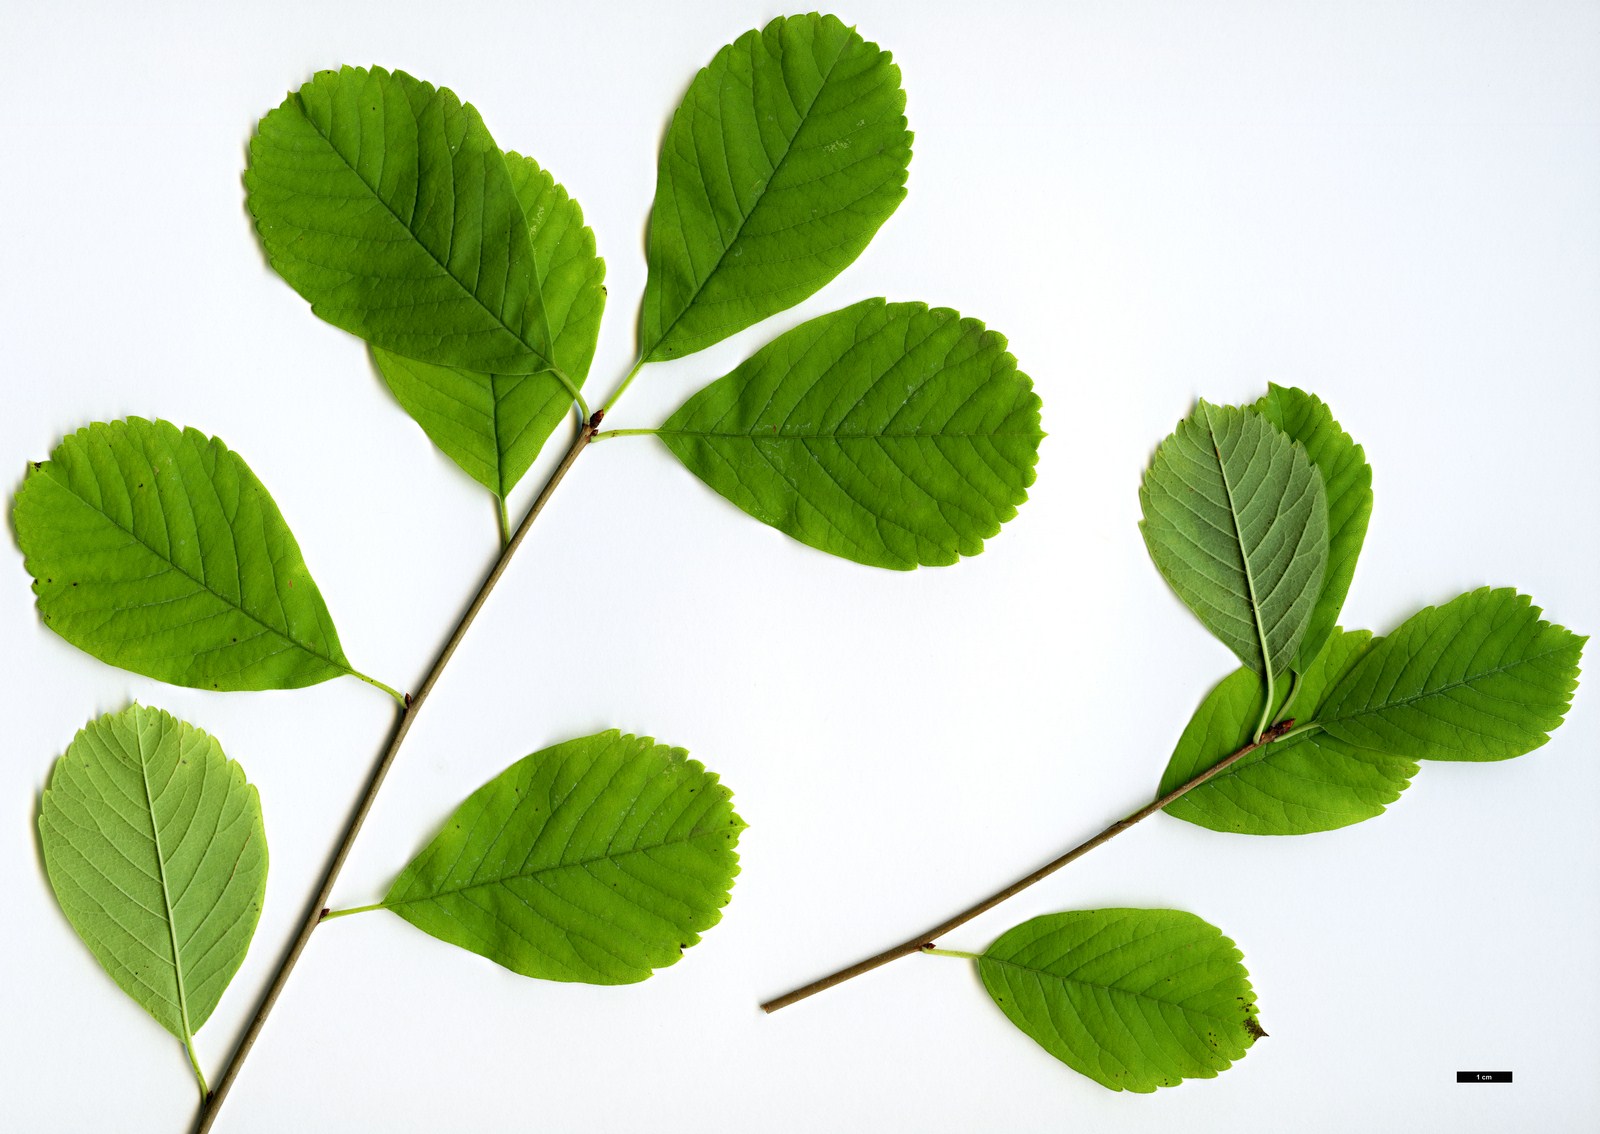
left=349, top=671, right=407, bottom=708
left=1274, top=720, right=1322, bottom=745
left=1272, top=669, right=1304, bottom=727
left=320, top=903, right=384, bottom=921
left=183, top=1033, right=210, bottom=1101
left=598, top=358, right=646, bottom=416
left=590, top=428, right=659, bottom=442
left=496, top=496, right=512, bottom=549
left=1253, top=667, right=1275, bottom=743
left=920, top=946, right=981, bottom=961
left=544, top=365, right=590, bottom=422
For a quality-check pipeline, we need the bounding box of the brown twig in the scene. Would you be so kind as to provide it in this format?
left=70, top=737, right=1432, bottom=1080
left=191, top=419, right=599, bottom=1133
left=760, top=718, right=1299, bottom=1013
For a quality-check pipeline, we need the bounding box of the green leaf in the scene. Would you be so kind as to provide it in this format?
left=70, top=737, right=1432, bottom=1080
left=1160, top=629, right=1418, bottom=835
left=39, top=706, right=267, bottom=1075
left=1251, top=385, right=1372, bottom=671
left=640, top=13, right=912, bottom=362
left=1315, top=587, right=1586, bottom=761
left=1140, top=401, right=1329, bottom=677
left=976, top=909, right=1263, bottom=1093
left=371, top=151, right=606, bottom=497
left=13, top=418, right=362, bottom=692
left=380, top=730, right=744, bottom=984
left=657, top=298, right=1042, bottom=569
left=247, top=66, right=562, bottom=377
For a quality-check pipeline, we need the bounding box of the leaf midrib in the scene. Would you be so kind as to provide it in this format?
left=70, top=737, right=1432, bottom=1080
left=44, top=467, right=351, bottom=678
left=387, top=821, right=745, bottom=909
left=645, top=28, right=853, bottom=358
left=290, top=89, right=556, bottom=376
left=657, top=427, right=1040, bottom=440
left=134, top=717, right=195, bottom=1047
left=1206, top=406, right=1272, bottom=675
left=488, top=373, right=509, bottom=498
left=1316, top=636, right=1576, bottom=729
left=981, top=953, right=1245, bottom=1027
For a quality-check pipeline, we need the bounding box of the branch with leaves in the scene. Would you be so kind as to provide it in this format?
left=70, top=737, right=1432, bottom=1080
left=18, top=9, right=1584, bottom=1124
left=762, top=385, right=1585, bottom=1093
left=16, top=15, right=1044, bottom=1132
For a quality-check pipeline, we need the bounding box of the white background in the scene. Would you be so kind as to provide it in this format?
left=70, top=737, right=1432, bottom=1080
left=2, top=1, right=1597, bottom=1131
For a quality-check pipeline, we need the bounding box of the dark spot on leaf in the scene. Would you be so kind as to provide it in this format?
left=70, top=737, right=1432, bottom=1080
left=1244, top=1016, right=1267, bottom=1039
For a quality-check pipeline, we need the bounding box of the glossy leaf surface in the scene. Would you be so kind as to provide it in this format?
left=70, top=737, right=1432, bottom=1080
left=978, top=909, right=1263, bottom=1093
left=247, top=66, right=556, bottom=375
left=383, top=730, right=744, bottom=984
left=372, top=151, right=605, bottom=496
left=1161, top=629, right=1417, bottom=835
left=1252, top=385, right=1371, bottom=671
left=1315, top=588, right=1585, bottom=761
left=39, top=706, right=267, bottom=1041
left=659, top=299, right=1042, bottom=569
left=14, top=419, right=354, bottom=691
left=1140, top=402, right=1328, bottom=676
left=640, top=13, right=912, bottom=362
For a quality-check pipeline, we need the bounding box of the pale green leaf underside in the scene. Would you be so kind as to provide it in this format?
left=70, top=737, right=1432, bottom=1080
left=1140, top=401, right=1329, bottom=676
left=39, top=706, right=266, bottom=1041
left=1252, top=385, right=1371, bottom=671
left=1161, top=629, right=1417, bottom=835
left=247, top=66, right=554, bottom=375
left=1316, top=587, right=1586, bottom=761
left=659, top=298, right=1043, bottom=569
left=13, top=418, right=353, bottom=691
left=372, top=151, right=605, bottom=497
left=978, top=909, right=1262, bottom=1093
left=640, top=13, right=912, bottom=362
left=383, top=729, right=744, bottom=984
